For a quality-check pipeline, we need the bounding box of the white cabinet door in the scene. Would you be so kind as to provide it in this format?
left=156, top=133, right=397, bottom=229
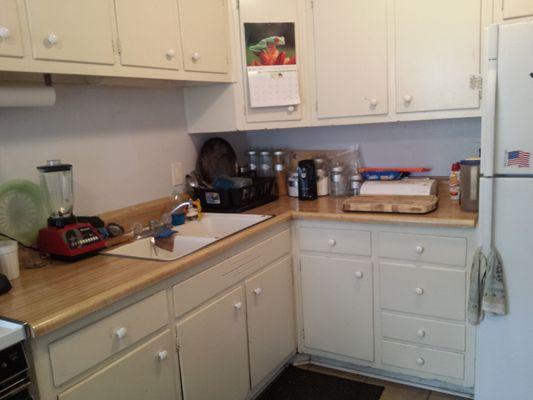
left=502, top=0, right=533, bottom=19
left=395, top=0, right=481, bottom=113
left=114, top=0, right=181, bottom=70
left=300, top=254, right=374, bottom=361
left=177, top=286, right=249, bottom=400
left=0, top=0, right=24, bottom=58
left=58, top=330, right=176, bottom=400
left=178, top=0, right=230, bottom=74
left=246, top=256, right=296, bottom=388
left=25, top=0, right=115, bottom=64
left=312, top=0, right=388, bottom=119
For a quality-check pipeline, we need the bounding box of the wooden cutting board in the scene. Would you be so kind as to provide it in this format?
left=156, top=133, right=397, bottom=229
left=342, top=195, right=439, bottom=214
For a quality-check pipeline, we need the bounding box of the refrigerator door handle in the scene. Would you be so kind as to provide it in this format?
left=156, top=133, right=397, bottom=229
left=481, top=25, right=499, bottom=178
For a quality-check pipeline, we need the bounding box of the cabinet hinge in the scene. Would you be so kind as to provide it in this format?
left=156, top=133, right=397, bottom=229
left=470, top=75, right=483, bottom=91
left=236, top=0, right=240, bottom=10
left=302, top=329, right=305, bottom=341
left=310, top=0, right=314, bottom=9
left=115, top=39, right=122, bottom=55
left=315, top=101, right=318, bottom=112
left=175, top=333, right=181, bottom=352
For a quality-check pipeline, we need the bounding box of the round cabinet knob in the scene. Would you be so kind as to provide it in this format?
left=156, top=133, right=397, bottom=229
left=416, top=357, right=425, bottom=366
left=369, top=98, right=378, bottom=107
left=158, top=350, right=168, bottom=361
left=417, top=329, right=426, bottom=338
left=233, top=302, right=243, bottom=311
left=404, top=94, right=413, bottom=104
left=166, top=49, right=176, bottom=58
left=0, top=27, right=11, bottom=40
left=415, top=245, right=424, bottom=254
left=46, top=33, right=59, bottom=46
left=287, top=105, right=296, bottom=113
left=328, top=238, right=336, bottom=247
left=191, top=52, right=201, bottom=62
left=253, top=287, right=263, bottom=295
left=415, top=287, right=425, bottom=296
left=114, top=327, right=128, bottom=340
left=355, top=271, right=364, bottom=279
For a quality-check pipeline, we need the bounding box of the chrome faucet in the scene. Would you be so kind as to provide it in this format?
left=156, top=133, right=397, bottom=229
left=169, top=200, right=193, bottom=216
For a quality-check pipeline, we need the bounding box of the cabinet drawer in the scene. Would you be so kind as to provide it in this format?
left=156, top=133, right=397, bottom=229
left=382, top=340, right=464, bottom=380
left=299, top=227, right=371, bottom=256
left=379, top=232, right=466, bottom=266
left=382, top=313, right=466, bottom=351
left=173, top=229, right=290, bottom=317
left=380, top=262, right=466, bottom=320
left=58, top=330, right=175, bottom=400
left=50, top=291, right=168, bottom=386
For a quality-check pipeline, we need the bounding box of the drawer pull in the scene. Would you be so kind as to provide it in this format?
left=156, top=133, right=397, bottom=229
left=354, top=271, right=364, bottom=279
left=416, top=357, right=425, bottom=366
left=328, top=238, right=337, bottom=247
left=46, top=33, right=59, bottom=46
left=253, top=287, right=263, bottom=296
left=415, top=245, right=425, bottom=254
left=233, top=302, right=243, bottom=311
left=191, top=52, right=201, bottom=62
left=158, top=350, right=168, bottom=361
left=415, top=287, right=424, bottom=296
left=166, top=48, right=176, bottom=58
left=114, top=327, right=128, bottom=340
left=287, top=105, right=296, bottom=113
left=417, top=329, right=426, bottom=338
left=0, top=27, right=11, bottom=40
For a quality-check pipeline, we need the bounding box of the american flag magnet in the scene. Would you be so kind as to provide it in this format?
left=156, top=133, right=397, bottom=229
left=505, top=150, right=531, bottom=168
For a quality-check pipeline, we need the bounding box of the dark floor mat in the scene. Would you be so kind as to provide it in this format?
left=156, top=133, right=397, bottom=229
left=256, top=366, right=384, bottom=400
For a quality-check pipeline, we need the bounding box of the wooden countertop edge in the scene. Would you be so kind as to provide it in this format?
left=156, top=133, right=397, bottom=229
left=291, top=211, right=478, bottom=228
left=28, top=212, right=292, bottom=337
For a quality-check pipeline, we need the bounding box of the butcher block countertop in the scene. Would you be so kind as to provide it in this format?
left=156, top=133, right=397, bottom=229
left=0, top=183, right=477, bottom=338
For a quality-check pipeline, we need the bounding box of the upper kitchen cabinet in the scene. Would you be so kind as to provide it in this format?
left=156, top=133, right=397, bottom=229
left=114, top=0, right=182, bottom=70
left=179, top=0, right=231, bottom=74
left=0, top=0, right=24, bottom=58
left=394, top=0, right=482, bottom=114
left=184, top=0, right=309, bottom=133
left=25, top=0, right=115, bottom=65
left=495, top=0, right=533, bottom=20
left=309, top=0, right=388, bottom=122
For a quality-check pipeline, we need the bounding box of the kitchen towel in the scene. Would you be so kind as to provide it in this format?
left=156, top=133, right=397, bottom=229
left=482, top=249, right=507, bottom=316
left=468, top=248, right=487, bottom=325
left=468, top=247, right=507, bottom=325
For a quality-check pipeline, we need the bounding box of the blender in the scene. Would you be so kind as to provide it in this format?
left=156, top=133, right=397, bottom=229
left=36, top=160, right=106, bottom=260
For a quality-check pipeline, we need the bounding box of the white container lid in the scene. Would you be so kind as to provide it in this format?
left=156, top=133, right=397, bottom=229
left=0, top=240, right=17, bottom=255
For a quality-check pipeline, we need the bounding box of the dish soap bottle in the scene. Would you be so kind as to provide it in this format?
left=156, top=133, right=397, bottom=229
left=449, top=162, right=461, bottom=200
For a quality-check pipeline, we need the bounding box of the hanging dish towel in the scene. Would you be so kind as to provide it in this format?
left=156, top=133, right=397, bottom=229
left=482, top=249, right=507, bottom=316
left=468, top=248, right=487, bottom=325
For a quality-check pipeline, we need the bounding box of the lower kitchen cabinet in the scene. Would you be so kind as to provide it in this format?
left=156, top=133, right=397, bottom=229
left=246, top=256, right=296, bottom=388
left=300, top=254, right=374, bottom=361
left=176, top=286, right=250, bottom=400
left=58, top=330, right=176, bottom=400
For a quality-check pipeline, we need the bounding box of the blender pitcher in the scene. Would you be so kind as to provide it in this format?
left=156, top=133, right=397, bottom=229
left=37, top=160, right=74, bottom=222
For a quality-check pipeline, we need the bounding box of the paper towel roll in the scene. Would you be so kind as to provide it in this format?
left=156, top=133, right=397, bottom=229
left=0, top=86, right=56, bottom=107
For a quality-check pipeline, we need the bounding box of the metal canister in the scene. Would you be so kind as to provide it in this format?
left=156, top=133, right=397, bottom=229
left=460, top=158, right=480, bottom=212
left=349, top=173, right=363, bottom=196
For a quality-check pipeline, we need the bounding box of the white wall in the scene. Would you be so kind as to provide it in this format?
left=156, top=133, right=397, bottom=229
left=245, top=118, right=481, bottom=176
left=0, top=84, right=198, bottom=215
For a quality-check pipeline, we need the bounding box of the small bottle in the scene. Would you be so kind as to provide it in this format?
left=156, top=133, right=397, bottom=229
left=349, top=173, right=363, bottom=196
left=287, top=172, right=299, bottom=197
left=314, top=158, right=329, bottom=196
left=273, top=150, right=287, bottom=196
left=449, top=162, right=461, bottom=200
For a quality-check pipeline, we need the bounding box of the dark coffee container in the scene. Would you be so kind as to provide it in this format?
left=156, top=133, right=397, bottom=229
left=298, top=159, right=318, bottom=200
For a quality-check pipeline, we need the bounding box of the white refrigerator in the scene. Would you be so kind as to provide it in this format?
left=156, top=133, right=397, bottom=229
left=477, top=21, right=533, bottom=400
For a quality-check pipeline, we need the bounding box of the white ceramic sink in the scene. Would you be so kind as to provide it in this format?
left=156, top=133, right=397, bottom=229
left=104, top=213, right=272, bottom=261
left=177, top=213, right=272, bottom=238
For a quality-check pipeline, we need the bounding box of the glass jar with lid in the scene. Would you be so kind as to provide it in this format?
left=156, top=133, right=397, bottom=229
left=246, top=150, right=258, bottom=173
left=258, top=150, right=273, bottom=177
left=330, top=163, right=347, bottom=196
left=349, top=173, right=363, bottom=196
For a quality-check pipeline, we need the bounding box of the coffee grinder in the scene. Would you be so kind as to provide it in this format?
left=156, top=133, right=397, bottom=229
left=37, top=160, right=106, bottom=260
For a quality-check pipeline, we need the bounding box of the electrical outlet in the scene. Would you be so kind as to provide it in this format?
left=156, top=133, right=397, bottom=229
left=171, top=161, right=183, bottom=186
